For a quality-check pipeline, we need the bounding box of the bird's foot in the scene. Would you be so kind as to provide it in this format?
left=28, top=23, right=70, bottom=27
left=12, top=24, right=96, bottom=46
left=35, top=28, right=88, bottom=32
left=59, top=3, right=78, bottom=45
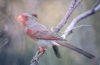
left=31, top=57, right=39, bottom=65
left=31, top=57, right=38, bottom=62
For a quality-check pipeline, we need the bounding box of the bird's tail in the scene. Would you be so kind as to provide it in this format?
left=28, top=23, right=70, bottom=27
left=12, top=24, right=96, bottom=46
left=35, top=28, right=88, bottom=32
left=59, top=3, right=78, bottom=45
left=52, top=45, right=61, bottom=58
left=54, top=41, right=95, bottom=59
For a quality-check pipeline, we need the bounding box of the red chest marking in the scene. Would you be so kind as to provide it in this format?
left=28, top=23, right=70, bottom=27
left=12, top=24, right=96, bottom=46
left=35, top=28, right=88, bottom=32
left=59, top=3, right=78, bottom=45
left=26, top=29, right=33, bottom=37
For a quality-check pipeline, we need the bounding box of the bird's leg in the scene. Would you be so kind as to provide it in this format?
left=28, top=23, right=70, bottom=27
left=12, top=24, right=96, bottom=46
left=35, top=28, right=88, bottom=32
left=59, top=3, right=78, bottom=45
left=31, top=47, right=46, bottom=63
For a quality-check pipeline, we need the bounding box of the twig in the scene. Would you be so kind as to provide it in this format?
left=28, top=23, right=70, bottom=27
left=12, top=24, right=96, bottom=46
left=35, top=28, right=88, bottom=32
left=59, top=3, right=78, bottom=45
left=62, top=0, right=100, bottom=38
left=30, top=50, right=44, bottom=65
left=54, top=0, right=81, bottom=33
left=51, top=0, right=81, bottom=58
left=91, top=0, right=100, bottom=9
left=72, top=25, right=92, bottom=30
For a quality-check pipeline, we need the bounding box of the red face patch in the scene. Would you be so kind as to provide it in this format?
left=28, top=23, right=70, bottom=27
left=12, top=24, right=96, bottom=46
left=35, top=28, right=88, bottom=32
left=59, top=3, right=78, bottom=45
left=17, top=15, right=29, bottom=26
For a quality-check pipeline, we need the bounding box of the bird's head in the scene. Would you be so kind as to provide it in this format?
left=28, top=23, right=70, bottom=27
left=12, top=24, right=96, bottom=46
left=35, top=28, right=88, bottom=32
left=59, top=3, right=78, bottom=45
left=17, top=13, right=37, bottom=26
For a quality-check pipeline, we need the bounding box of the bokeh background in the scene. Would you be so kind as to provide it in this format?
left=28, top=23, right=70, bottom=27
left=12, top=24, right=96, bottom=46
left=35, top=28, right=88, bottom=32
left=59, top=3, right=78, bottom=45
left=0, top=0, right=100, bottom=65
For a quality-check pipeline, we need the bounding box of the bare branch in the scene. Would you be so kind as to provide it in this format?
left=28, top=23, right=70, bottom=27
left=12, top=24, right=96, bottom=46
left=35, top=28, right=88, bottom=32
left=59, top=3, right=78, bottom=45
left=91, top=0, right=100, bottom=9
left=54, top=0, right=81, bottom=33
left=72, top=25, right=92, bottom=30
left=30, top=50, right=44, bottom=65
left=62, top=0, right=100, bottom=39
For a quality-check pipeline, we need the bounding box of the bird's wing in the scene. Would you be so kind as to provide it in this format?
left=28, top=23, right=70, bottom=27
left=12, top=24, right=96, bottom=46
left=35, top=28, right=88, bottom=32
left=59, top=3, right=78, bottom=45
left=31, top=30, right=66, bottom=41
left=26, top=23, right=66, bottom=41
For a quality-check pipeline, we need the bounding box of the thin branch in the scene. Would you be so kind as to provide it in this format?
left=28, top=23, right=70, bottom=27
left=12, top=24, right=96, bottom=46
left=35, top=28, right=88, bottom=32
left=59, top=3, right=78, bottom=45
left=62, top=0, right=100, bottom=39
left=91, top=0, right=100, bottom=9
left=72, top=25, right=92, bottom=30
left=30, top=50, right=44, bottom=65
left=54, top=0, right=81, bottom=33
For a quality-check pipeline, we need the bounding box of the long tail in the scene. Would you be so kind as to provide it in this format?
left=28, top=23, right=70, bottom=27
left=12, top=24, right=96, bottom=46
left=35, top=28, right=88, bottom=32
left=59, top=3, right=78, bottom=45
left=54, top=41, right=95, bottom=59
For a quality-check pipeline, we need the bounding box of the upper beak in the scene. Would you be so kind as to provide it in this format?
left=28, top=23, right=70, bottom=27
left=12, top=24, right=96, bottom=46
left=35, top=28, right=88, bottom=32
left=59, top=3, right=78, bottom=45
left=17, top=15, right=27, bottom=22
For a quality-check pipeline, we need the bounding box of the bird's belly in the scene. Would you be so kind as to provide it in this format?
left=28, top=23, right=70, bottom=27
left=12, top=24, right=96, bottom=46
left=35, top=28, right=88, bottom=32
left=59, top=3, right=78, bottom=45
left=37, top=40, right=52, bottom=48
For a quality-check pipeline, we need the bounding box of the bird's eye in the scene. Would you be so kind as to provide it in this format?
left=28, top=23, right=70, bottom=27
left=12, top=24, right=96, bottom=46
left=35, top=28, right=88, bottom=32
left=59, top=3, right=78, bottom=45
left=23, top=15, right=28, bottom=20
left=32, top=13, right=37, bottom=18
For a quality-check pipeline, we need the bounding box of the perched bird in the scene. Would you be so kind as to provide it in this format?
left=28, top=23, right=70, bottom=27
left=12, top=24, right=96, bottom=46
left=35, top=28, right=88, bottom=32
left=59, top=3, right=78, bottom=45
left=17, top=13, right=95, bottom=60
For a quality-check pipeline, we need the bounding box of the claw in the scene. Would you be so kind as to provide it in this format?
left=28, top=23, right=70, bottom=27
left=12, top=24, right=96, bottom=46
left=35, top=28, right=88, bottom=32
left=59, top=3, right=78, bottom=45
left=31, top=57, right=38, bottom=62
left=30, top=47, right=46, bottom=65
left=31, top=57, right=39, bottom=65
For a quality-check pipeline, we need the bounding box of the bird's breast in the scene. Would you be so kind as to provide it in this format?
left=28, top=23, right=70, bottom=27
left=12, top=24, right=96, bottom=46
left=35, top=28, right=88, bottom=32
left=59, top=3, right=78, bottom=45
left=26, top=28, right=33, bottom=36
left=26, top=28, right=36, bottom=39
left=26, top=28, right=40, bottom=40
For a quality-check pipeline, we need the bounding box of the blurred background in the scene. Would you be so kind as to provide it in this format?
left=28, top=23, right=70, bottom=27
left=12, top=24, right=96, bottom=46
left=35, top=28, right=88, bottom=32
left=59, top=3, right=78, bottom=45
left=0, top=0, right=100, bottom=65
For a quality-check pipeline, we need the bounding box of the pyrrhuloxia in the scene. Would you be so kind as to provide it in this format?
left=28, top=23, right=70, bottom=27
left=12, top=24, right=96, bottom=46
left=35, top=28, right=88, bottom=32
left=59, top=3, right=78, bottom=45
left=17, top=13, right=95, bottom=60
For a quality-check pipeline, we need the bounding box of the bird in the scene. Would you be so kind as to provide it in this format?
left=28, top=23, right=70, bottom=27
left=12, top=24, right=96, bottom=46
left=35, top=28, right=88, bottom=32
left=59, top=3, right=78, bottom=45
left=17, top=13, right=95, bottom=61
